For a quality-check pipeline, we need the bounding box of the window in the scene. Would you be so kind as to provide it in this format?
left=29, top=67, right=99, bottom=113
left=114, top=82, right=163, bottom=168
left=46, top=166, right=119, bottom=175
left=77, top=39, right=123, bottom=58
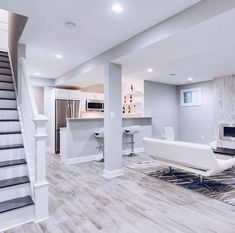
left=181, top=88, right=201, bottom=106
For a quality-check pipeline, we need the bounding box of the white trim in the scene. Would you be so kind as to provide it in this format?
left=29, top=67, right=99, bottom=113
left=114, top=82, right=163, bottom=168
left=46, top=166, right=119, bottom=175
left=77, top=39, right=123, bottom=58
left=103, top=168, right=124, bottom=179
left=180, top=88, right=201, bottom=107
left=64, top=147, right=144, bottom=165
left=34, top=134, right=48, bottom=139
left=0, top=219, right=34, bottom=232
left=65, top=153, right=103, bottom=164
left=46, top=147, right=54, bottom=153
left=32, top=180, right=49, bottom=188
left=34, top=216, right=49, bottom=224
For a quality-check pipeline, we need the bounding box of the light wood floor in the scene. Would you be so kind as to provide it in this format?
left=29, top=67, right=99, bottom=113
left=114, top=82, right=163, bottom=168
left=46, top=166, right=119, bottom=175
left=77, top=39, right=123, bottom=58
left=4, top=154, right=235, bottom=233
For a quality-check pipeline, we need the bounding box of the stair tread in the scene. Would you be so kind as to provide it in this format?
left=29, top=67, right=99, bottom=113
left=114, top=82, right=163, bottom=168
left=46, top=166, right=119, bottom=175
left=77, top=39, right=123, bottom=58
left=0, top=119, right=19, bottom=122
left=0, top=131, right=21, bottom=135
left=0, top=196, right=33, bottom=214
left=0, top=60, right=10, bottom=64
left=0, top=144, right=24, bottom=150
left=0, top=88, right=14, bottom=92
left=0, top=67, right=11, bottom=70
left=0, top=176, right=29, bottom=189
left=0, top=54, right=8, bottom=58
left=0, top=97, right=16, bottom=100
left=0, top=159, right=26, bottom=168
left=0, top=74, right=11, bottom=77
left=0, top=73, right=11, bottom=76
left=0, top=80, right=13, bottom=84
left=0, top=108, right=17, bottom=110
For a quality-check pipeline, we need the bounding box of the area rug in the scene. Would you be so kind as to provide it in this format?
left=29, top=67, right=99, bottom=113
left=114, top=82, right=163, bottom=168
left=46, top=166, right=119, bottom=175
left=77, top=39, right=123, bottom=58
left=126, top=158, right=235, bottom=207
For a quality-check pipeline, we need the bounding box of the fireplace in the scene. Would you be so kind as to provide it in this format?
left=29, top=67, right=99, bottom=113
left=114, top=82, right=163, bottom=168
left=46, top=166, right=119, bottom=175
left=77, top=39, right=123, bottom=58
left=220, top=124, right=235, bottom=141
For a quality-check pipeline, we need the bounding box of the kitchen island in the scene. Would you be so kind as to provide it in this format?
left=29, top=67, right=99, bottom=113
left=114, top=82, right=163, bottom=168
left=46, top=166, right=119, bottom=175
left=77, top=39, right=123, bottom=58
left=60, top=117, right=152, bottom=164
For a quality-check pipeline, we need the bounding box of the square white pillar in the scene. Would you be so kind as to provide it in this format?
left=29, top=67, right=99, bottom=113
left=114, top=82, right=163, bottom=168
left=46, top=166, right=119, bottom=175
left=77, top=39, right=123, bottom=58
left=103, top=63, right=123, bottom=178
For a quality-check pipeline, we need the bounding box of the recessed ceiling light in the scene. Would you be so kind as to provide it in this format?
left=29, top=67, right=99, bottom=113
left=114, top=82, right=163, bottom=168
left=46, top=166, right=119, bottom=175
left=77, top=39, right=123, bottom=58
left=55, top=54, right=63, bottom=59
left=112, top=3, right=124, bottom=13
left=147, top=68, right=153, bottom=73
left=65, top=21, right=77, bottom=29
left=34, top=72, right=40, bottom=76
left=170, top=73, right=176, bottom=76
left=188, top=77, right=193, bottom=82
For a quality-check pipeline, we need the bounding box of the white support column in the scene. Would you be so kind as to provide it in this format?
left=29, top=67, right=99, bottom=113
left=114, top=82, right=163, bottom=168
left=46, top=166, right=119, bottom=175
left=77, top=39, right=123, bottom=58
left=33, top=115, right=49, bottom=222
left=103, top=63, right=123, bottom=179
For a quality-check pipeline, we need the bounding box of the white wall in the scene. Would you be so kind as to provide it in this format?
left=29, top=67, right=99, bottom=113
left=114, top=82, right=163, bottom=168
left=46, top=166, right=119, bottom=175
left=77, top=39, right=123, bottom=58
left=177, top=81, right=214, bottom=144
left=144, top=80, right=179, bottom=139
left=144, top=80, right=215, bottom=144
left=32, top=86, right=44, bottom=114
left=0, top=9, right=8, bottom=51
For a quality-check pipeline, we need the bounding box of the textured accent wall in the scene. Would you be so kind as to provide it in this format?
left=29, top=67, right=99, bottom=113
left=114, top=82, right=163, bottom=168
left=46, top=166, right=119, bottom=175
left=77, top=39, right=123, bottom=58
left=214, top=75, right=235, bottom=149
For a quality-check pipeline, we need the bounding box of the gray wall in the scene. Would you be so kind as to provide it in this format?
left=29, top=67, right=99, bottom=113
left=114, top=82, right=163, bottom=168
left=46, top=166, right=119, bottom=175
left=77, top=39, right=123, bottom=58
left=144, top=81, right=178, bottom=139
left=8, top=13, right=27, bottom=86
left=177, top=81, right=214, bottom=144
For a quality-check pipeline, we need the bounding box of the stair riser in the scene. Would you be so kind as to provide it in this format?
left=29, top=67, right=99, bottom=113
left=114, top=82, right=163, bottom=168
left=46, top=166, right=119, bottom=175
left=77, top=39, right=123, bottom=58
left=0, top=205, right=33, bottom=231
left=0, top=110, right=18, bottom=120
left=0, top=148, right=24, bottom=162
left=0, top=52, right=8, bottom=56
left=0, top=56, right=9, bottom=63
left=0, top=90, right=15, bottom=99
left=0, top=184, right=30, bottom=202
left=0, top=121, right=20, bottom=132
left=0, top=62, right=10, bottom=69
left=0, top=99, right=16, bottom=109
left=0, top=68, right=11, bottom=75
left=0, top=82, right=14, bottom=90
left=0, top=165, right=27, bottom=180
left=0, top=75, right=13, bottom=83
left=0, top=134, right=22, bottom=146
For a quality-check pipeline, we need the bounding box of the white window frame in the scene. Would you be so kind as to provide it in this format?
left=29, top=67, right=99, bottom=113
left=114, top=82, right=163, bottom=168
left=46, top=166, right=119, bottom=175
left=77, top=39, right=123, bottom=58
left=180, top=88, right=201, bottom=107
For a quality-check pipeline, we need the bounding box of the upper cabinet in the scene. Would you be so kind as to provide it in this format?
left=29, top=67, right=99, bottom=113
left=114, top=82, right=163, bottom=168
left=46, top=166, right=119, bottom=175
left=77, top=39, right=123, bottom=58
left=55, top=89, right=82, bottom=100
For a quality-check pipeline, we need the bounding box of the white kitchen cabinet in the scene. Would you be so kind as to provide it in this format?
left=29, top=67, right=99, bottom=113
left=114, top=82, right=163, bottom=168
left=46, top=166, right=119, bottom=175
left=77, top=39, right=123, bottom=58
left=55, top=89, right=81, bottom=100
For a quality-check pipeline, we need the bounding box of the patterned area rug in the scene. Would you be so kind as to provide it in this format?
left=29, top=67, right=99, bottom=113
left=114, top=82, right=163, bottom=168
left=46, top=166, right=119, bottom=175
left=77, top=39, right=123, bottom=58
left=125, top=155, right=235, bottom=207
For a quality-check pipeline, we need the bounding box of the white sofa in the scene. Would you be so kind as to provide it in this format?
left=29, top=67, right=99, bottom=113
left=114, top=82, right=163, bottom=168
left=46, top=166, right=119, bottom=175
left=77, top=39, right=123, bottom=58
left=143, top=138, right=235, bottom=177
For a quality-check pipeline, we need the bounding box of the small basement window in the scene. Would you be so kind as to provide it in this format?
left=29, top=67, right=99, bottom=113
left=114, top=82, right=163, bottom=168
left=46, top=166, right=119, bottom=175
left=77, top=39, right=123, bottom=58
left=181, top=88, right=201, bottom=106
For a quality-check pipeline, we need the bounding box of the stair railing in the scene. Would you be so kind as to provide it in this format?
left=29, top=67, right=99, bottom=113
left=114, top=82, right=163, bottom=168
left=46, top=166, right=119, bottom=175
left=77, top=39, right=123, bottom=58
left=18, top=57, right=49, bottom=222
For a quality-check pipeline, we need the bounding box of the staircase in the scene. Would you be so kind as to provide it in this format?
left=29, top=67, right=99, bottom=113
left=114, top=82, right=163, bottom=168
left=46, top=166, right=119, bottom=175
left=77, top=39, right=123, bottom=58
left=0, top=51, right=34, bottom=231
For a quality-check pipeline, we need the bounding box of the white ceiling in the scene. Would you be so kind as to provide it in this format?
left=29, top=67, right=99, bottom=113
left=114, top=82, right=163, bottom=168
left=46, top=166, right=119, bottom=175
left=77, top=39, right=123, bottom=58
left=65, top=7, right=235, bottom=87
left=0, top=0, right=199, bottom=78
left=115, top=7, right=235, bottom=85
left=0, top=9, right=8, bottom=51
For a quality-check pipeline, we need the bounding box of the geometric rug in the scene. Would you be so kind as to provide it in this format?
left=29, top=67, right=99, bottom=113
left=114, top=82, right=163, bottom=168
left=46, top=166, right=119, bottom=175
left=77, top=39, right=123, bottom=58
left=124, top=152, right=235, bottom=207
left=132, top=165, right=235, bottom=207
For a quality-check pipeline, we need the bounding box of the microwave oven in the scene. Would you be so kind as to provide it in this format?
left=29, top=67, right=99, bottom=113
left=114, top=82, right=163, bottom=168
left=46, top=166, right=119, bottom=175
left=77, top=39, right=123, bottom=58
left=86, top=100, right=104, bottom=111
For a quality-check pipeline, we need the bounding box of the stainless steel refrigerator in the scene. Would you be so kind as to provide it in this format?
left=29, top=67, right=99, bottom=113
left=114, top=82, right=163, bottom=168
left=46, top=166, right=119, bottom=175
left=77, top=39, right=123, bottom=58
left=55, top=99, right=80, bottom=154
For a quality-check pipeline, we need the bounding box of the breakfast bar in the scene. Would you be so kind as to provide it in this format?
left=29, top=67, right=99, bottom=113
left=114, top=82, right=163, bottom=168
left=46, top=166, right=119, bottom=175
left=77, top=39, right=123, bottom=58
left=60, top=117, right=152, bottom=164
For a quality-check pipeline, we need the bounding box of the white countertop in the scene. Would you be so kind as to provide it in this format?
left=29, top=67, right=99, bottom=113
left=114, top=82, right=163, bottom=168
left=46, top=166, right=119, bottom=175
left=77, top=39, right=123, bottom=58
left=67, top=116, right=152, bottom=121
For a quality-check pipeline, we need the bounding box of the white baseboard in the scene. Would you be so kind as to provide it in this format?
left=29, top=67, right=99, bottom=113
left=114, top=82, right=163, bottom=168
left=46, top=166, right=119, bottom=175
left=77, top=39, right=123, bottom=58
left=0, top=219, right=34, bottom=232
left=103, top=168, right=124, bottom=179
left=64, top=147, right=145, bottom=165
left=66, top=153, right=103, bottom=165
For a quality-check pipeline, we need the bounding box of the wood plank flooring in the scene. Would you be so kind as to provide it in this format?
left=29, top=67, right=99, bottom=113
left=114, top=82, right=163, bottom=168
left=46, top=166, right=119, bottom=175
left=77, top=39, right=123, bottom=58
left=4, top=154, right=235, bottom=233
